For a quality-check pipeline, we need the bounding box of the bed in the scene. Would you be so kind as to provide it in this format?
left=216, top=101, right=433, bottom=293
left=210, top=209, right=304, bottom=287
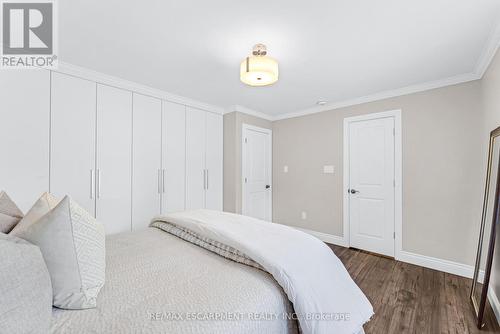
left=1, top=190, right=371, bottom=334
left=49, top=210, right=372, bottom=334
left=51, top=227, right=299, bottom=333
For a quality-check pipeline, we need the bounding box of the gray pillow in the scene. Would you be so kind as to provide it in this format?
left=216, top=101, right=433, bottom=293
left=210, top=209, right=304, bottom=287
left=17, top=195, right=106, bottom=309
left=0, top=233, right=52, bottom=334
left=0, top=191, right=23, bottom=233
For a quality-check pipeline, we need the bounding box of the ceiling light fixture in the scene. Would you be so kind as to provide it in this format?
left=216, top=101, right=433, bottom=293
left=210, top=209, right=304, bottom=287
left=240, top=44, right=279, bottom=87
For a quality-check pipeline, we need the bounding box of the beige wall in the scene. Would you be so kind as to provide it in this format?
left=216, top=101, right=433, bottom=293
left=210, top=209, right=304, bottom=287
left=223, top=111, right=272, bottom=214
left=481, top=47, right=500, bottom=303
left=272, top=81, right=484, bottom=265
left=222, top=55, right=496, bottom=269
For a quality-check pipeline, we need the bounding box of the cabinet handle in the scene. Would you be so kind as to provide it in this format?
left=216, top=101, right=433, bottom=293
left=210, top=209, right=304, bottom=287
left=157, top=169, right=162, bottom=194
left=97, top=169, right=101, bottom=198
left=90, top=169, right=95, bottom=199
left=162, top=169, right=166, bottom=194
left=206, top=169, right=209, bottom=190
left=203, top=169, right=206, bottom=190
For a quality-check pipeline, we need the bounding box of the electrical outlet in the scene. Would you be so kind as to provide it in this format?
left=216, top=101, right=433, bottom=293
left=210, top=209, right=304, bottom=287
left=301, top=211, right=307, bottom=220
left=283, top=165, right=289, bottom=173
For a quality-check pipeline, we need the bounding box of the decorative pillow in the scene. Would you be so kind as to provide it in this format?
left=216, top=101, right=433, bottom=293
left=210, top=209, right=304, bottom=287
left=0, top=191, right=23, bottom=233
left=16, top=196, right=106, bottom=309
left=0, top=233, right=52, bottom=333
left=10, top=192, right=59, bottom=235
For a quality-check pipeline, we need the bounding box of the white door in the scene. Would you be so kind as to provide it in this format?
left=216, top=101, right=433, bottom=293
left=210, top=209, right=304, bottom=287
left=0, top=70, right=50, bottom=212
left=132, top=93, right=162, bottom=230
left=242, top=125, right=272, bottom=221
left=185, top=107, right=206, bottom=210
left=51, top=72, right=96, bottom=215
left=96, top=84, right=132, bottom=234
left=347, top=116, right=395, bottom=257
left=162, top=101, right=186, bottom=213
left=205, top=112, right=223, bottom=211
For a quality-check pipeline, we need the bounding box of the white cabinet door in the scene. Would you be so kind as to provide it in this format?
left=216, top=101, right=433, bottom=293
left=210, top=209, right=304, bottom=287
left=185, top=107, right=206, bottom=210
left=0, top=70, right=50, bottom=212
left=51, top=72, right=96, bottom=215
left=132, top=93, right=162, bottom=230
left=96, top=85, right=132, bottom=234
left=205, top=112, right=223, bottom=210
left=162, top=101, right=186, bottom=213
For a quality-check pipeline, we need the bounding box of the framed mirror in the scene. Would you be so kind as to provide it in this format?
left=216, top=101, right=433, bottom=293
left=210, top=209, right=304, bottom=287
left=471, top=126, right=500, bottom=328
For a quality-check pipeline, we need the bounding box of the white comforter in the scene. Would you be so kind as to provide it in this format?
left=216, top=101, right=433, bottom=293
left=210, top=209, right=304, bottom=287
left=152, top=210, right=373, bottom=334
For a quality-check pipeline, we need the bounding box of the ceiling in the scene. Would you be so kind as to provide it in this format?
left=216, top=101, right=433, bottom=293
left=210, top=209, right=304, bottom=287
left=60, top=0, right=500, bottom=118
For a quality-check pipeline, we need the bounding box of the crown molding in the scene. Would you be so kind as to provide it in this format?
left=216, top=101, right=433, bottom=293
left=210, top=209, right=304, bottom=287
left=255, top=18, right=500, bottom=121
left=272, top=71, right=481, bottom=121
left=55, top=62, right=226, bottom=114
left=42, top=16, right=500, bottom=121
left=474, top=18, right=500, bottom=78
left=52, top=19, right=500, bottom=122
left=225, top=104, right=274, bottom=121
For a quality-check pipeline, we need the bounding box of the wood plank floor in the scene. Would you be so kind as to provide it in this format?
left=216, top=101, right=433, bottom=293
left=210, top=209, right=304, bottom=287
left=327, top=244, right=500, bottom=334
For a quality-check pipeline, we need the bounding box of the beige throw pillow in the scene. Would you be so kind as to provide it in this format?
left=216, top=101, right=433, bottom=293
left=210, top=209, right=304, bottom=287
left=10, top=192, right=59, bottom=235
left=17, top=196, right=106, bottom=309
left=0, top=191, right=23, bottom=233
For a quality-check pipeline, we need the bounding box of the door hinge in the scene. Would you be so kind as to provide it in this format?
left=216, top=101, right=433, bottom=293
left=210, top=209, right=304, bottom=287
left=393, top=128, right=395, bottom=136
left=244, top=177, right=247, bottom=183
left=393, top=179, right=396, bottom=187
left=244, top=137, right=248, bottom=143
left=393, top=232, right=396, bottom=239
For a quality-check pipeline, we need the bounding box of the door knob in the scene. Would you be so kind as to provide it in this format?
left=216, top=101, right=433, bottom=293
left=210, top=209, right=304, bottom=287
left=265, top=185, right=271, bottom=189
left=349, top=189, right=359, bottom=194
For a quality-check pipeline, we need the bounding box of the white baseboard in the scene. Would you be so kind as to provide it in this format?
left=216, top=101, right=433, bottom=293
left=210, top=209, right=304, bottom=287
left=294, top=228, right=489, bottom=287
left=489, top=287, right=500, bottom=326
left=294, top=227, right=348, bottom=247
left=398, top=250, right=485, bottom=281
left=398, top=251, right=474, bottom=278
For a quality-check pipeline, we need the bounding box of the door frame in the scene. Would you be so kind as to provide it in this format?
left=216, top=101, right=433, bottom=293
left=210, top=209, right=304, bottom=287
left=343, top=109, right=402, bottom=259
left=241, top=123, right=273, bottom=220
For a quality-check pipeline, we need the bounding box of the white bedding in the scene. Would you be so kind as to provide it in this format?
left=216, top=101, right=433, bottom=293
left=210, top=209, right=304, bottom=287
left=152, top=210, right=373, bottom=334
left=51, top=228, right=298, bottom=333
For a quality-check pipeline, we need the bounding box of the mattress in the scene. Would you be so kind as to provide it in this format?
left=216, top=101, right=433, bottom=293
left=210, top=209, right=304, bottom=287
left=51, top=227, right=298, bottom=334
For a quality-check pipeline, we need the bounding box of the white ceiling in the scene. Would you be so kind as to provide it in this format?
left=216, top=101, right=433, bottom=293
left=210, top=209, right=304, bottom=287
left=60, top=0, right=500, bottom=117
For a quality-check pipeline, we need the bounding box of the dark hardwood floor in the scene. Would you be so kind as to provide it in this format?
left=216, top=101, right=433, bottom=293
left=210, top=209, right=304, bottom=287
left=327, top=244, right=500, bottom=334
